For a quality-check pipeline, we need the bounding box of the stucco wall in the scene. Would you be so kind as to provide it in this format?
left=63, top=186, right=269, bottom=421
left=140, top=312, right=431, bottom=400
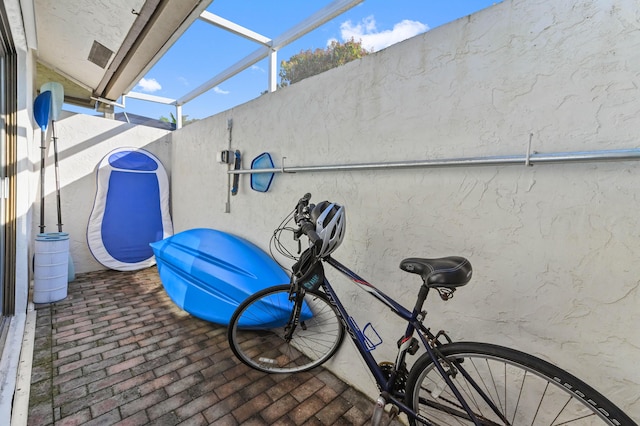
left=42, top=112, right=171, bottom=274
left=171, top=0, right=639, bottom=418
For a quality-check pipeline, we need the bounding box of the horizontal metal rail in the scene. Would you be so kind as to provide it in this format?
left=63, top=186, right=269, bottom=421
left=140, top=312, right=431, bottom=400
left=228, top=148, right=640, bottom=175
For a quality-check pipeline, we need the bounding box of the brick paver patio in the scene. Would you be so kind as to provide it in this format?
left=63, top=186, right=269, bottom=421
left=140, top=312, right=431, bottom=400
left=27, top=267, right=403, bottom=425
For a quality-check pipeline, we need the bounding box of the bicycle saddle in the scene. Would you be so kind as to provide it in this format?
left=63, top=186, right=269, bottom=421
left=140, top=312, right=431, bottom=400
left=400, top=256, right=472, bottom=288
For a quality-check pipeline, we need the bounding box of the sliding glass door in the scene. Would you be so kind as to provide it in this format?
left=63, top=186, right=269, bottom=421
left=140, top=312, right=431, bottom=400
left=0, top=1, right=17, bottom=317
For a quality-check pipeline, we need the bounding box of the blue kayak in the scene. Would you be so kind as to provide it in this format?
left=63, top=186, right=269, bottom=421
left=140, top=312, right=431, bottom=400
left=150, top=228, right=297, bottom=326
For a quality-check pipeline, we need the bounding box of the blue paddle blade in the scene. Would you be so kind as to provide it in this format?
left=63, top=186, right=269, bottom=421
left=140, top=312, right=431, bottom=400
left=34, top=91, right=52, bottom=131
left=250, top=152, right=275, bottom=193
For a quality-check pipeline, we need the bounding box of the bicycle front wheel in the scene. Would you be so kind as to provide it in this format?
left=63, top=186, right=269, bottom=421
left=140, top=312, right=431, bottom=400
left=228, top=285, right=345, bottom=373
left=405, top=342, right=634, bottom=426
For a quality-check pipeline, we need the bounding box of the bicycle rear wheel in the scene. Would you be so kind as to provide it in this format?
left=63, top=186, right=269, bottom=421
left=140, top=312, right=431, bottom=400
left=228, top=285, right=345, bottom=373
left=405, top=342, right=634, bottom=426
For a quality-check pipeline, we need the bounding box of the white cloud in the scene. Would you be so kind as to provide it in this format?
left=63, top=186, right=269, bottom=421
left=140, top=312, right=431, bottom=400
left=136, top=77, right=162, bottom=92
left=251, top=65, right=265, bottom=73
left=340, top=16, right=428, bottom=52
left=213, top=86, right=230, bottom=95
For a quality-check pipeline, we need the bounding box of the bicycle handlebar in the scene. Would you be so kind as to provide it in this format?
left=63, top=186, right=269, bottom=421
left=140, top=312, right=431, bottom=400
left=294, top=193, right=321, bottom=247
left=295, top=193, right=311, bottom=218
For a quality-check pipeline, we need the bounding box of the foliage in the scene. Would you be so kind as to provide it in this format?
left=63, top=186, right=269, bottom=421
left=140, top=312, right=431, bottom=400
left=159, top=112, right=199, bottom=127
left=279, top=39, right=370, bottom=87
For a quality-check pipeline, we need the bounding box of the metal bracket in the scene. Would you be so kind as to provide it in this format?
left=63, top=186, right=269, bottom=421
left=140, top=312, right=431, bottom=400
left=525, top=133, right=534, bottom=167
left=224, top=118, right=234, bottom=213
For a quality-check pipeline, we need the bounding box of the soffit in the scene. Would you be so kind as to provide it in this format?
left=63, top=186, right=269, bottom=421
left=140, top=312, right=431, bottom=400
left=34, top=0, right=211, bottom=108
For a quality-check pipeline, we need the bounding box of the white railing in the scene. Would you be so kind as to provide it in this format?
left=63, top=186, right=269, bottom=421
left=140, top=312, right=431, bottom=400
left=121, top=0, right=364, bottom=129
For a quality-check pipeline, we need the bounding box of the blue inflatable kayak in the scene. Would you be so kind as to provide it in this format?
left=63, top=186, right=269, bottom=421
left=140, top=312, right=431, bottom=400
left=87, top=147, right=173, bottom=271
left=150, top=228, right=294, bottom=326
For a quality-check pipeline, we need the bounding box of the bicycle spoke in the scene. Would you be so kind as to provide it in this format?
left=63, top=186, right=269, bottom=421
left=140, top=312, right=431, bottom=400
left=554, top=412, right=598, bottom=425
left=418, top=386, right=503, bottom=426
left=406, top=343, right=630, bottom=426
left=532, top=381, right=551, bottom=423
left=450, top=357, right=511, bottom=424
left=229, top=286, right=344, bottom=373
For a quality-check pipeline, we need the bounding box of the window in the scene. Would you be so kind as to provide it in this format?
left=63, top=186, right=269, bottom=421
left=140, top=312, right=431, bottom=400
left=0, top=1, right=17, bottom=317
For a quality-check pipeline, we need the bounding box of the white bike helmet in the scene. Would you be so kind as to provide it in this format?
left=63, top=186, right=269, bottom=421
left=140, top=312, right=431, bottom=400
left=311, top=201, right=346, bottom=257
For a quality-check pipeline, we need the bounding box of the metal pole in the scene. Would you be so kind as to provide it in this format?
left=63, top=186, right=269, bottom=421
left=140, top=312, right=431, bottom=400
left=268, top=50, right=278, bottom=93
left=228, top=148, right=640, bottom=175
left=175, top=105, right=183, bottom=130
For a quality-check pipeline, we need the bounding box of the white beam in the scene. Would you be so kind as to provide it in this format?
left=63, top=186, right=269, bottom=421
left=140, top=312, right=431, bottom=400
left=123, top=0, right=214, bottom=95
left=272, top=0, right=364, bottom=49
left=199, top=11, right=272, bottom=47
left=90, top=96, right=125, bottom=109
left=19, top=0, right=38, bottom=50
left=178, top=47, right=269, bottom=104
left=178, top=0, right=364, bottom=105
left=125, top=92, right=176, bottom=105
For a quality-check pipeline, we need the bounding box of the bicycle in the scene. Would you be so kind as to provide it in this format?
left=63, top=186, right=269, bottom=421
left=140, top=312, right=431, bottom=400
left=228, top=193, right=635, bottom=425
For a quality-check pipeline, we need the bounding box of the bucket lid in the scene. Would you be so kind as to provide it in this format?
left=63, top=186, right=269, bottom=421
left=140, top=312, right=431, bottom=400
left=37, top=232, right=70, bottom=241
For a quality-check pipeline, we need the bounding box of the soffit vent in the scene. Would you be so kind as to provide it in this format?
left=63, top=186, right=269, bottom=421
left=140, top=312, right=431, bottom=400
left=88, top=40, right=114, bottom=68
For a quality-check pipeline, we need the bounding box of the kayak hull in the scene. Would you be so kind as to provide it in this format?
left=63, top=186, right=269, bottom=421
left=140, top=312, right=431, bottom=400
left=150, top=228, right=290, bottom=326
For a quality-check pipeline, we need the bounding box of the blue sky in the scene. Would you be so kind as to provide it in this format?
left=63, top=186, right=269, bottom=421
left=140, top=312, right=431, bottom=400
left=87, top=0, right=502, bottom=121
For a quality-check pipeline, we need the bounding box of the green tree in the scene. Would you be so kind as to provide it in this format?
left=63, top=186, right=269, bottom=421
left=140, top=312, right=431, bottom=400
left=279, top=39, right=370, bottom=87
left=159, top=112, right=199, bottom=128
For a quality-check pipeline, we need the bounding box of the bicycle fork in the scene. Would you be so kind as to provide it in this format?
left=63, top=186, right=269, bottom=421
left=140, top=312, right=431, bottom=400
left=283, top=289, right=305, bottom=341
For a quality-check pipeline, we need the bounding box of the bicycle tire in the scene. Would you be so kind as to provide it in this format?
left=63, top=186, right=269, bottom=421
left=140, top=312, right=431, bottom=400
left=228, top=285, right=345, bottom=373
left=405, top=342, right=635, bottom=426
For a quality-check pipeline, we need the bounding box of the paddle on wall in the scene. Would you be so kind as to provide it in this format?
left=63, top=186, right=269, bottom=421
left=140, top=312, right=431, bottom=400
left=231, top=150, right=241, bottom=196
left=41, top=81, right=75, bottom=281
left=41, top=82, right=64, bottom=231
left=33, top=90, right=52, bottom=233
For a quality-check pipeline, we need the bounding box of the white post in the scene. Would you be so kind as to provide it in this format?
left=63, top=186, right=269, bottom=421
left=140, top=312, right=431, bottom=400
left=175, top=104, right=183, bottom=130
left=268, top=50, right=278, bottom=93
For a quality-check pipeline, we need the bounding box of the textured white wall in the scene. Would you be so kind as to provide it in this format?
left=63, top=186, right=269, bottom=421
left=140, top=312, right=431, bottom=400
left=171, top=0, right=639, bottom=418
left=43, top=112, right=171, bottom=274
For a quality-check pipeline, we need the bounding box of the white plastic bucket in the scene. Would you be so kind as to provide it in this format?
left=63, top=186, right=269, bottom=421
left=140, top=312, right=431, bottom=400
left=34, top=232, right=70, bottom=303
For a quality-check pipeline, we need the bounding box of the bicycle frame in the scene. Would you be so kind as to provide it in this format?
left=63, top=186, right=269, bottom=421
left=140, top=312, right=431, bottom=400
left=243, top=196, right=632, bottom=426
left=321, top=255, right=483, bottom=425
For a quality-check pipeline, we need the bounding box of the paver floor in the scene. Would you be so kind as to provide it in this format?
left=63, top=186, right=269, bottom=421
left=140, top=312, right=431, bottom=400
left=27, top=267, right=403, bottom=425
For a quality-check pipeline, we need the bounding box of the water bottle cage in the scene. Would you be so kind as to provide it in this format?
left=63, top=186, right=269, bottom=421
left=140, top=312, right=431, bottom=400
left=349, top=317, right=383, bottom=351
